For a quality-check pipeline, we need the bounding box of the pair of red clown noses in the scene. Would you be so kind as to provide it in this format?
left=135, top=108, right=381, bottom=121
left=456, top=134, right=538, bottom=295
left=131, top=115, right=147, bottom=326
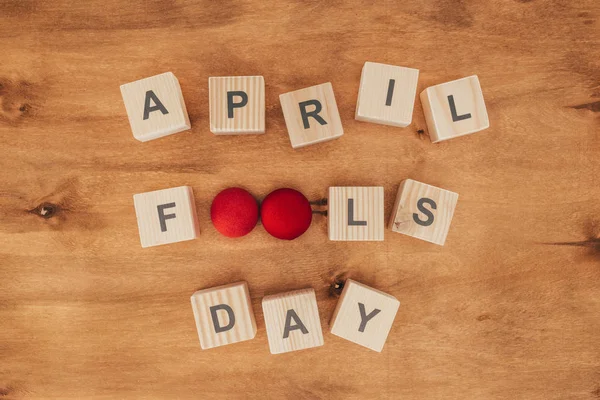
left=210, top=187, right=314, bottom=240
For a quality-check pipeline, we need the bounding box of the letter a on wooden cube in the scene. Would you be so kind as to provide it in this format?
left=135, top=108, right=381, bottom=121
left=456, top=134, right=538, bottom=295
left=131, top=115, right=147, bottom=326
left=388, top=179, right=458, bottom=246
left=209, top=76, right=265, bottom=134
left=191, top=281, right=257, bottom=350
left=262, top=288, right=324, bottom=354
left=420, top=75, right=489, bottom=143
left=328, top=187, right=384, bottom=241
left=355, top=62, right=419, bottom=127
left=330, top=279, right=400, bottom=352
left=133, top=186, right=199, bottom=248
left=120, top=72, right=191, bottom=142
left=279, top=82, right=344, bottom=149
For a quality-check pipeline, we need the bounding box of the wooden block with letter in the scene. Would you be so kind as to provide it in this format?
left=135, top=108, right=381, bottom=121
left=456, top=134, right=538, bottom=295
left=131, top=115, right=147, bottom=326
left=120, top=72, right=191, bottom=142
left=209, top=76, right=265, bottom=134
left=420, top=75, right=489, bottom=143
left=190, top=281, right=257, bottom=350
left=279, top=82, right=344, bottom=149
left=262, top=288, right=324, bottom=354
left=133, top=186, right=200, bottom=248
left=328, top=186, right=384, bottom=241
left=355, top=62, right=419, bottom=127
left=330, top=279, right=400, bottom=352
left=388, top=179, right=458, bottom=245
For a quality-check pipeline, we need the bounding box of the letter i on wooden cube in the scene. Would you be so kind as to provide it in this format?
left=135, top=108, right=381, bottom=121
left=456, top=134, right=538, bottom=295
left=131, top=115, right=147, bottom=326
left=355, top=62, right=419, bottom=127
left=191, top=281, right=257, bottom=350
left=420, top=75, right=489, bottom=143
left=133, top=186, right=200, bottom=248
left=279, top=83, right=344, bottom=149
left=209, top=76, right=265, bottom=134
left=330, top=279, right=400, bottom=352
left=388, top=179, right=458, bottom=246
left=328, top=187, right=384, bottom=241
left=262, top=288, right=324, bottom=354
left=120, top=72, right=191, bottom=142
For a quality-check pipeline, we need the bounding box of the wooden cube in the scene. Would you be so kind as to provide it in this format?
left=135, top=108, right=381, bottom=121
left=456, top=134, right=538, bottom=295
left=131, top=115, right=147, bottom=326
left=262, top=288, right=324, bottom=354
left=330, top=279, right=400, bottom=352
left=191, top=281, right=257, bottom=350
left=279, top=82, right=343, bottom=149
left=355, top=62, right=419, bottom=127
left=388, top=179, right=458, bottom=246
left=133, top=186, right=199, bottom=248
left=208, top=76, right=265, bottom=134
left=328, top=186, right=384, bottom=241
left=120, top=72, right=191, bottom=142
left=420, top=75, right=489, bottom=143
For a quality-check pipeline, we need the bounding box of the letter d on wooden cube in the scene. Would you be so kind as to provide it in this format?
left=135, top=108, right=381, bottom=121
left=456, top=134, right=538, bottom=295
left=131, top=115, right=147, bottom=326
left=191, top=282, right=257, bottom=350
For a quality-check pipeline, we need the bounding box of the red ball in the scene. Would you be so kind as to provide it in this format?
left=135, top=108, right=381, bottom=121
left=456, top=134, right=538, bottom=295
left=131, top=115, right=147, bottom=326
left=261, top=188, right=312, bottom=240
left=211, top=188, right=259, bottom=238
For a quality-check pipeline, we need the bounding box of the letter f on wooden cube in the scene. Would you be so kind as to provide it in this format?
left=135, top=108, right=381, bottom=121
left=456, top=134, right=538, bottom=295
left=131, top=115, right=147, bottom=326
left=191, top=282, right=257, bottom=350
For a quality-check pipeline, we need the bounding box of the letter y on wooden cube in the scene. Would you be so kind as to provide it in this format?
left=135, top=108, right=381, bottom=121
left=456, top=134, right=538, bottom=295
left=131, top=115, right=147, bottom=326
left=355, top=62, right=419, bottom=127
left=330, top=279, right=400, bottom=352
left=191, top=281, right=257, bottom=350
left=279, top=82, right=344, bottom=149
left=420, top=75, right=489, bottom=143
left=120, top=72, right=191, bottom=142
left=328, top=187, right=384, bottom=241
left=209, top=76, right=265, bottom=134
left=262, top=288, right=324, bottom=354
left=133, top=186, right=199, bottom=248
left=388, top=179, right=458, bottom=245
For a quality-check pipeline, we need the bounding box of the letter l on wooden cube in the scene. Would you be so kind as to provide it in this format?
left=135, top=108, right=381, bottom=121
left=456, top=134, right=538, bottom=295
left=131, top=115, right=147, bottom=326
left=330, top=279, right=400, bottom=352
left=191, top=281, right=257, bottom=350
left=328, top=186, right=384, bottom=241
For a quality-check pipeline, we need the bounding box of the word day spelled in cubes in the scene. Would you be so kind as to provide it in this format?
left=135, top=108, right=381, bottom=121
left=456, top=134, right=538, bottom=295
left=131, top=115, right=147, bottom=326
left=133, top=186, right=200, bottom=248
left=328, top=186, right=385, bottom=241
left=330, top=279, right=400, bottom=352
left=389, top=179, right=458, bottom=246
left=191, top=281, right=257, bottom=350
left=262, top=288, right=324, bottom=354
left=279, top=82, right=344, bottom=149
left=420, top=75, right=489, bottom=143
left=120, top=72, right=191, bottom=142
left=209, top=76, right=265, bottom=134
left=355, top=62, right=419, bottom=127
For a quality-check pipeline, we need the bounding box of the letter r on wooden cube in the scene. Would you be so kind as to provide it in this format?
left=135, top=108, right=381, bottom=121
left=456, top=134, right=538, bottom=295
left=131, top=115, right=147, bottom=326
left=120, top=72, right=191, bottom=142
left=355, top=62, right=419, bottom=127
left=328, top=187, right=384, bottom=241
left=191, top=281, right=257, bottom=350
left=330, top=279, right=400, bottom=352
left=262, top=288, right=324, bottom=354
left=133, top=186, right=200, bottom=248
left=420, top=75, right=489, bottom=143
left=209, top=76, right=265, bottom=134
left=388, top=179, right=458, bottom=246
left=279, top=82, right=344, bottom=149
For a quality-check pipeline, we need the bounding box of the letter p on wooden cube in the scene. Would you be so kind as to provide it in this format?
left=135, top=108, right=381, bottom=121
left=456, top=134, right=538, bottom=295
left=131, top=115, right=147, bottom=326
left=328, top=186, right=384, bottom=241
left=355, top=62, right=419, bottom=127
left=388, top=179, right=458, bottom=245
left=420, top=75, right=489, bottom=143
left=191, top=282, right=257, bottom=350
left=133, top=186, right=199, bottom=248
left=209, top=76, right=265, bottom=134
left=330, top=279, right=400, bottom=352
left=120, top=72, right=191, bottom=142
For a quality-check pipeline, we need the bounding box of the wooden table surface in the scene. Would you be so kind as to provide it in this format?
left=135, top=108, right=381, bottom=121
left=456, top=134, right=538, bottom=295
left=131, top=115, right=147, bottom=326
left=1, top=1, right=599, bottom=399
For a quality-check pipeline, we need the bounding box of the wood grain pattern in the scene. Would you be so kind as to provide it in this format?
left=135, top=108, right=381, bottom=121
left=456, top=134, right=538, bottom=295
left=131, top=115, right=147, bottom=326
left=262, top=288, right=324, bottom=354
left=209, top=76, right=265, bottom=134
left=0, top=0, right=599, bottom=399
left=330, top=279, right=400, bottom=352
left=328, top=186, right=385, bottom=241
left=191, top=281, right=257, bottom=350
